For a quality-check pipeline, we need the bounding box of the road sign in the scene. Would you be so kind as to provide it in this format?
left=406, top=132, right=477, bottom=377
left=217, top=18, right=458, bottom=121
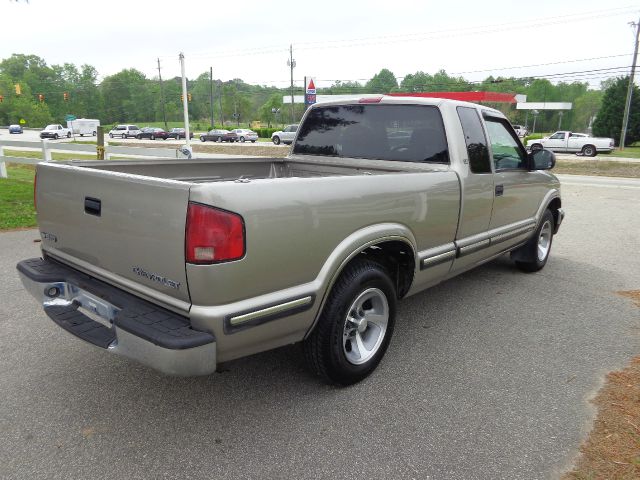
left=65, top=114, right=76, bottom=121
left=18, top=118, right=26, bottom=125
left=305, top=77, right=316, bottom=107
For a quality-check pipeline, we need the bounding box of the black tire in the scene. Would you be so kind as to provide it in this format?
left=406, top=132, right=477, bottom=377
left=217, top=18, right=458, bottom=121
left=92, top=131, right=97, bottom=136
left=200, top=136, right=206, bottom=142
left=150, top=134, right=155, bottom=140
left=513, top=209, right=555, bottom=273
left=251, top=140, right=256, bottom=143
left=216, top=137, right=222, bottom=143
left=136, top=134, right=142, bottom=139
left=109, top=133, right=114, bottom=138
left=303, top=259, right=396, bottom=385
left=272, top=136, right=281, bottom=145
left=240, top=136, right=245, bottom=142
left=581, top=144, right=597, bottom=157
left=67, top=132, right=71, bottom=138
left=54, top=133, right=59, bottom=140
left=530, top=143, right=543, bottom=152
left=80, top=134, right=84, bottom=137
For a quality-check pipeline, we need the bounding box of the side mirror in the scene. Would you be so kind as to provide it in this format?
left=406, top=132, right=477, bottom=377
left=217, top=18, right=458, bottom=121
left=529, top=148, right=556, bottom=170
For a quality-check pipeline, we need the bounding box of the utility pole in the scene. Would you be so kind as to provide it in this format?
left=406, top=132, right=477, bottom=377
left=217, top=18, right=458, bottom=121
left=620, top=17, right=640, bottom=150
left=287, top=44, right=296, bottom=123
left=218, top=81, right=224, bottom=126
left=157, top=58, right=168, bottom=131
left=209, top=67, right=214, bottom=129
left=179, top=52, right=191, bottom=155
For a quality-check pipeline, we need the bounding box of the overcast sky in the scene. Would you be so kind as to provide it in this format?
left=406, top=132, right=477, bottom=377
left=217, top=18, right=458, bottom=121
left=1, top=0, right=638, bottom=89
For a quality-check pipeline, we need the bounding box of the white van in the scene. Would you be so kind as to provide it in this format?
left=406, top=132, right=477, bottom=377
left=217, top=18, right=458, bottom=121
left=108, top=125, right=141, bottom=139
left=67, top=118, right=100, bottom=137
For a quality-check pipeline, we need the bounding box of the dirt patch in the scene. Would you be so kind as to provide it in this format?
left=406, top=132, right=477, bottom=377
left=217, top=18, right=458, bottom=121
left=554, top=160, right=640, bottom=178
left=617, top=290, right=640, bottom=308
left=564, top=288, right=640, bottom=479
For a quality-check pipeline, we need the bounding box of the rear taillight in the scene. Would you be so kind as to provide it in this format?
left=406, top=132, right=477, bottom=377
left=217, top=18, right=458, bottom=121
left=185, top=202, right=245, bottom=264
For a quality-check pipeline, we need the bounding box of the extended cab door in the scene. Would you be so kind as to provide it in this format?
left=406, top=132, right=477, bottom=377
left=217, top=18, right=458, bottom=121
left=484, top=114, right=548, bottom=244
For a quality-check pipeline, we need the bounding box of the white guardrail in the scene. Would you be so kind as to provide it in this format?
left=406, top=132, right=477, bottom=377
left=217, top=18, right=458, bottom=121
left=0, top=139, right=190, bottom=178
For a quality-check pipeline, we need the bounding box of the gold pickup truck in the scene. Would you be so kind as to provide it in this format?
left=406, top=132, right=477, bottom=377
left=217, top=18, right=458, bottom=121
left=17, top=96, right=564, bottom=385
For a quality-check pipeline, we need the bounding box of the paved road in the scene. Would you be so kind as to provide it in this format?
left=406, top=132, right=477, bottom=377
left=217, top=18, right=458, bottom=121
left=0, top=128, right=287, bottom=148
left=1, top=177, right=639, bottom=479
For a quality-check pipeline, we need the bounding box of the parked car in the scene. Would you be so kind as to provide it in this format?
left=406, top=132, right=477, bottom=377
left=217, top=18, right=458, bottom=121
left=526, top=131, right=614, bottom=156
left=109, top=125, right=141, bottom=139
left=512, top=124, right=528, bottom=137
left=8, top=124, right=23, bottom=134
left=18, top=96, right=564, bottom=384
left=40, top=124, right=71, bottom=139
left=167, top=128, right=194, bottom=140
left=136, top=127, right=169, bottom=140
left=200, top=129, right=238, bottom=142
left=271, top=124, right=298, bottom=145
left=231, top=128, right=258, bottom=143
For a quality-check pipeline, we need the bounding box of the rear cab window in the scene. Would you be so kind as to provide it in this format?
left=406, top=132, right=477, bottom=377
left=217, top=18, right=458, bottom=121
left=293, top=104, right=449, bottom=163
left=457, top=106, right=491, bottom=173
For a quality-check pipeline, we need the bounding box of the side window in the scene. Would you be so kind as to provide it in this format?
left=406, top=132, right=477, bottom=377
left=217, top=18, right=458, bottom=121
left=457, top=107, right=491, bottom=173
left=484, top=117, right=527, bottom=170
left=549, top=132, right=565, bottom=139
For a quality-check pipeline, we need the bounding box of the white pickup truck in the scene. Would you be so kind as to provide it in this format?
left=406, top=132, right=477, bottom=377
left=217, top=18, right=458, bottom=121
left=526, top=131, right=614, bottom=157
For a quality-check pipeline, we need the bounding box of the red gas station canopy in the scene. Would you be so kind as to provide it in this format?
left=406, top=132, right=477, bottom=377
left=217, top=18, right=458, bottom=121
left=387, top=91, right=517, bottom=103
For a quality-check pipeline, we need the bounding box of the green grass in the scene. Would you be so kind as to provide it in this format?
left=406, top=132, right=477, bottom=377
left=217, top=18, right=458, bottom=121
left=605, top=146, right=640, bottom=159
left=3, top=149, right=96, bottom=161
left=0, top=164, right=36, bottom=230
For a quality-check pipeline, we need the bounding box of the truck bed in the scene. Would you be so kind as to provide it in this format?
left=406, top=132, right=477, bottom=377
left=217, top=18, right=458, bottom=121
left=76, top=157, right=407, bottom=183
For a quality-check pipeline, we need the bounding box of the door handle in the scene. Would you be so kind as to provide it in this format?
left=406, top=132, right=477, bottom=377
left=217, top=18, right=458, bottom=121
left=495, top=184, right=504, bottom=196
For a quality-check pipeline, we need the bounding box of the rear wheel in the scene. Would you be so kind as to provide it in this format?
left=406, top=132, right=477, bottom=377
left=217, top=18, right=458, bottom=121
left=272, top=136, right=281, bottom=145
left=92, top=131, right=97, bottom=136
left=530, top=143, right=543, bottom=152
left=304, top=259, right=396, bottom=385
left=136, top=134, right=142, bottom=139
left=581, top=144, right=597, bottom=157
left=513, top=209, right=555, bottom=273
left=67, top=132, right=71, bottom=138
left=240, top=136, right=245, bottom=142
left=200, top=136, right=206, bottom=142
left=150, top=134, right=155, bottom=140
left=53, top=133, right=59, bottom=140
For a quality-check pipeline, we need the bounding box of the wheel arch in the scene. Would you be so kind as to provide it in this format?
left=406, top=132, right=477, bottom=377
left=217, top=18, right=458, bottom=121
left=303, top=224, right=417, bottom=339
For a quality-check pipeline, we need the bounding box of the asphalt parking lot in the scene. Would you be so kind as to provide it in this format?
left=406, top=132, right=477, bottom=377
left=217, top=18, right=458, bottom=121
left=1, top=175, right=639, bottom=479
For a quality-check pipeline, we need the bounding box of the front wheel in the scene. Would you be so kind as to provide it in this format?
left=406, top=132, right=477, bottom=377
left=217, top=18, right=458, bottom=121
left=240, top=136, right=245, bottom=142
left=513, top=209, right=555, bottom=273
left=304, top=259, right=396, bottom=385
left=272, top=136, right=281, bottom=145
left=67, top=132, right=71, bottom=138
left=200, top=136, right=206, bottom=142
left=109, top=133, right=114, bottom=138
left=53, top=134, right=59, bottom=140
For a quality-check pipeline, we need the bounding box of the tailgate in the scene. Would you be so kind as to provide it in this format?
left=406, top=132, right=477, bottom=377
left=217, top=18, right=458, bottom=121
left=36, top=163, right=192, bottom=307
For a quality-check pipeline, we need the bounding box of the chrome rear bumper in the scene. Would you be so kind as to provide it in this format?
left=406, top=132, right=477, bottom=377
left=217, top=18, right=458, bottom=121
left=17, top=258, right=217, bottom=376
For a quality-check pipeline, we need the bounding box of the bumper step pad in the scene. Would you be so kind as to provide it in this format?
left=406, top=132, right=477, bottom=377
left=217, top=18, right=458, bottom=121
left=18, top=257, right=214, bottom=351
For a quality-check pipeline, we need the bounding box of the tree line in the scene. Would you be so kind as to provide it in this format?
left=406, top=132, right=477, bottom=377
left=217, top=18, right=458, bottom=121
left=0, top=53, right=627, bottom=137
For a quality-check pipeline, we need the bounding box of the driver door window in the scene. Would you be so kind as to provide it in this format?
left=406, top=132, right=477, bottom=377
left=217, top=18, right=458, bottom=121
left=484, top=118, right=526, bottom=170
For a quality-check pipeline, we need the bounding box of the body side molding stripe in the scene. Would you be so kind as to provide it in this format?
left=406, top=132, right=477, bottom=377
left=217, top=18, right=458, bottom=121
left=225, top=295, right=315, bottom=334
